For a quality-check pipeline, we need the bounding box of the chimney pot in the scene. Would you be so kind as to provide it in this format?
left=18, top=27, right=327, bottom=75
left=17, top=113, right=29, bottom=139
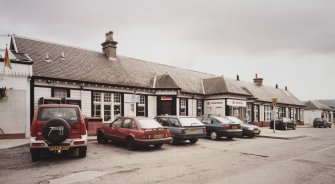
left=276, top=84, right=278, bottom=89
left=102, top=31, right=118, bottom=61
left=253, top=74, right=263, bottom=87
left=237, top=74, right=240, bottom=81
left=285, top=86, right=287, bottom=91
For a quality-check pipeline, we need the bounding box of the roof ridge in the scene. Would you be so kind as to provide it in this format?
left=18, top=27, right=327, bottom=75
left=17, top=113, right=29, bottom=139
left=13, top=34, right=102, bottom=54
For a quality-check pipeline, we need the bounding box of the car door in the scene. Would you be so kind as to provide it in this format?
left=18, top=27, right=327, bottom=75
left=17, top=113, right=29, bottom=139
left=118, top=118, right=133, bottom=143
left=106, top=117, right=123, bottom=142
left=201, top=117, right=212, bottom=133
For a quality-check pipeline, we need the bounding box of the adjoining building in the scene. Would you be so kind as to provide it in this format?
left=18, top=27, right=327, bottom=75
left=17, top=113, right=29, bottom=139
left=304, top=100, right=334, bottom=124
left=2, top=31, right=304, bottom=137
left=0, top=45, right=33, bottom=138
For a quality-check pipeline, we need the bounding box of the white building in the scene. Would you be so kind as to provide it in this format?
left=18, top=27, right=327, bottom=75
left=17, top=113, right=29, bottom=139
left=0, top=45, right=33, bottom=138
left=304, top=100, right=333, bottom=124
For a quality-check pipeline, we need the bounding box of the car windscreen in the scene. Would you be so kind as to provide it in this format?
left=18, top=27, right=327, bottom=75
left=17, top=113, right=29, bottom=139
left=226, top=116, right=243, bottom=124
left=138, top=119, right=163, bottom=129
left=179, top=117, right=204, bottom=126
left=38, top=107, right=79, bottom=123
left=215, top=117, right=234, bottom=124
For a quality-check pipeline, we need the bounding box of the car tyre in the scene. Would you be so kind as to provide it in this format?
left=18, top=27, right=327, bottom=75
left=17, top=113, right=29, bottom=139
left=78, top=147, right=87, bottom=158
left=126, top=137, right=136, bottom=150
left=293, top=125, right=296, bottom=130
left=97, top=132, right=106, bottom=144
left=227, top=136, right=233, bottom=140
left=155, top=143, right=163, bottom=148
left=169, top=137, right=177, bottom=144
left=210, top=131, right=219, bottom=140
left=30, top=149, right=41, bottom=162
left=189, top=138, right=198, bottom=144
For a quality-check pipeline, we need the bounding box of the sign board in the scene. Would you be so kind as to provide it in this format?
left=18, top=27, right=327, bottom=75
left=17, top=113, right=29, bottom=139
left=125, top=94, right=140, bottom=103
left=227, top=99, right=246, bottom=107
left=132, top=95, right=140, bottom=103
left=161, top=96, right=172, bottom=101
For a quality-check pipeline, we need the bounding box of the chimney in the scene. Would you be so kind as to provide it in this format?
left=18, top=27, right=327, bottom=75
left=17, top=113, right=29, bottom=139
left=253, top=74, right=263, bottom=87
left=101, top=31, right=118, bottom=61
left=275, top=84, right=278, bottom=89
left=285, top=86, right=287, bottom=91
left=236, top=74, right=240, bottom=81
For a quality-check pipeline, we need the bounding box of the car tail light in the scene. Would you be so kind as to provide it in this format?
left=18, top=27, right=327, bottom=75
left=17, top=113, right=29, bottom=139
left=32, top=143, right=45, bottom=147
left=181, top=128, right=185, bottom=134
left=203, top=128, right=206, bottom=133
left=73, top=141, right=85, bottom=145
left=223, top=124, right=230, bottom=129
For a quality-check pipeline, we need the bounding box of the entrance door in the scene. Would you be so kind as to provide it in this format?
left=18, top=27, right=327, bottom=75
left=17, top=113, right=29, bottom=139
left=157, top=96, right=176, bottom=115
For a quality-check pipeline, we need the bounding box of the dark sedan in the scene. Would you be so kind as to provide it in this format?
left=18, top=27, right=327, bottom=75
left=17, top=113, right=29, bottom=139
left=313, top=118, right=332, bottom=128
left=270, top=117, right=296, bottom=130
left=225, top=116, right=261, bottom=138
left=198, top=116, right=242, bottom=140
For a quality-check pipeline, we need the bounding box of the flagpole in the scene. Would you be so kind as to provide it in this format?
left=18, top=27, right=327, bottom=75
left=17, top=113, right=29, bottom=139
left=2, top=44, right=8, bottom=80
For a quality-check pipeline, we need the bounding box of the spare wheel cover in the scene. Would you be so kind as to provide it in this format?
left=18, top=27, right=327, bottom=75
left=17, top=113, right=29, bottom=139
left=42, top=118, right=70, bottom=144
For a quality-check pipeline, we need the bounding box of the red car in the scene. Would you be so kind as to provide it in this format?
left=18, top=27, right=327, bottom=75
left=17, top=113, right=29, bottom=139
left=96, top=117, right=171, bottom=150
left=30, top=104, right=88, bottom=161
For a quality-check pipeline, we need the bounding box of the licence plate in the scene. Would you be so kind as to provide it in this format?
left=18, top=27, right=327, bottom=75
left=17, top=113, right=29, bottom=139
left=231, top=125, right=238, bottom=129
left=153, top=134, right=164, bottom=139
left=49, top=146, right=70, bottom=151
left=190, top=128, right=198, bottom=132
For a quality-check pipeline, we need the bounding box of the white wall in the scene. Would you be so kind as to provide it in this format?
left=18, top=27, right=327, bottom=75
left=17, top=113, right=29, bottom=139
left=176, top=98, right=180, bottom=115
left=34, top=87, right=51, bottom=110
left=304, top=110, right=322, bottom=125
left=147, top=95, right=157, bottom=118
left=259, top=105, right=264, bottom=121
left=188, top=99, right=197, bottom=116
left=81, top=90, right=91, bottom=117
left=70, top=90, right=81, bottom=99
left=124, top=94, right=136, bottom=117
left=204, top=99, right=225, bottom=117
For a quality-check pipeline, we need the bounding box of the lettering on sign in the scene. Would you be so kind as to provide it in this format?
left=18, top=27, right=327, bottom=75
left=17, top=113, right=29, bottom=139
left=161, top=96, right=172, bottom=101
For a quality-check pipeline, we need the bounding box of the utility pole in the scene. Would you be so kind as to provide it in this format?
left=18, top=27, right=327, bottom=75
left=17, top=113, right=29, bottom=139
left=272, top=98, right=277, bottom=133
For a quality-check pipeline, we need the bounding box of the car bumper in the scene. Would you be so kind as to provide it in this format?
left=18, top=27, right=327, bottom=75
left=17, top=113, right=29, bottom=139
left=216, top=129, right=243, bottom=138
left=135, top=137, right=172, bottom=146
left=243, top=129, right=261, bottom=137
left=174, top=133, right=206, bottom=141
left=30, top=134, right=88, bottom=149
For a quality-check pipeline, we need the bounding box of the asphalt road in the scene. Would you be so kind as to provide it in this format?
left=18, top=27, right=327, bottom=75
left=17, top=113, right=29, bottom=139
left=0, top=127, right=334, bottom=184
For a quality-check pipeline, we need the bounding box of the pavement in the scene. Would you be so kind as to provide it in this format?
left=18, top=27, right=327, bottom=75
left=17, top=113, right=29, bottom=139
left=0, top=125, right=312, bottom=150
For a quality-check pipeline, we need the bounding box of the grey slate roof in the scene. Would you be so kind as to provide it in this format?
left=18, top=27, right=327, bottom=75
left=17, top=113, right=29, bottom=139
left=13, top=36, right=213, bottom=93
left=317, top=100, right=335, bottom=109
left=231, top=78, right=304, bottom=106
left=12, top=35, right=304, bottom=106
left=304, top=100, right=333, bottom=110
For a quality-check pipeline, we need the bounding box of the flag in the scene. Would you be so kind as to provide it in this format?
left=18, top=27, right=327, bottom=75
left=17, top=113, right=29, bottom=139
left=4, top=46, right=12, bottom=69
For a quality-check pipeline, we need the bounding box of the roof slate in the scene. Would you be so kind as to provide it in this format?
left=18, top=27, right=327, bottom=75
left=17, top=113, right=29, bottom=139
left=12, top=35, right=304, bottom=106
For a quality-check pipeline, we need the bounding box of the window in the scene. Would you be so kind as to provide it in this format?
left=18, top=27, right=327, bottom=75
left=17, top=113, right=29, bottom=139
left=111, top=118, right=122, bottom=128
left=247, top=104, right=252, bottom=122
left=254, top=105, right=259, bottom=122
left=136, top=95, right=146, bottom=117
left=122, top=119, right=133, bottom=128
left=93, top=92, right=122, bottom=122
left=180, top=98, right=187, bottom=116
left=54, top=88, right=67, bottom=98
left=264, top=106, right=271, bottom=122
left=197, top=100, right=203, bottom=116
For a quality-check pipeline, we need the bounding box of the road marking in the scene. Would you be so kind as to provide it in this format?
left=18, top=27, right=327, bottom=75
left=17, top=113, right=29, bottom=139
left=48, top=171, right=107, bottom=184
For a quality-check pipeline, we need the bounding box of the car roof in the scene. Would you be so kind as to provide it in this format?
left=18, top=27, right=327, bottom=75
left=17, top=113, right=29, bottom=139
left=156, top=115, right=196, bottom=118
left=38, top=104, right=79, bottom=108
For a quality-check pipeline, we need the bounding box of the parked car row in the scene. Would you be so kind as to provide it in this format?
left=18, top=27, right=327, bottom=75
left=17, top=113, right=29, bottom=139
left=313, top=118, right=332, bottom=128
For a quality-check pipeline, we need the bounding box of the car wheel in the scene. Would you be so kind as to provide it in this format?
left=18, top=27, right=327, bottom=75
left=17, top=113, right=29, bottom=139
left=155, top=143, right=163, bottom=148
left=97, top=132, right=106, bottom=144
left=313, top=125, right=316, bottom=128
left=126, top=137, right=136, bottom=150
left=210, top=131, right=218, bottom=140
left=248, top=135, right=255, bottom=138
left=30, top=149, right=41, bottom=162
left=169, top=137, right=177, bottom=144
left=78, top=147, right=87, bottom=158
left=293, top=125, right=296, bottom=130
left=189, top=138, right=198, bottom=144
left=227, top=136, right=233, bottom=140
left=42, top=118, right=70, bottom=144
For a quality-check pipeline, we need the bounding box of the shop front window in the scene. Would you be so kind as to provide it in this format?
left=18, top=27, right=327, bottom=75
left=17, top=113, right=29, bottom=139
left=54, top=88, right=68, bottom=98
left=197, top=100, right=203, bottom=117
left=247, top=104, right=252, bottom=122
left=93, top=92, right=122, bottom=122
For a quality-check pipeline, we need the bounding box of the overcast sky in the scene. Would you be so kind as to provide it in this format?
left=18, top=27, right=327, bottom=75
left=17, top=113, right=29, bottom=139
left=0, top=0, right=334, bottom=101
